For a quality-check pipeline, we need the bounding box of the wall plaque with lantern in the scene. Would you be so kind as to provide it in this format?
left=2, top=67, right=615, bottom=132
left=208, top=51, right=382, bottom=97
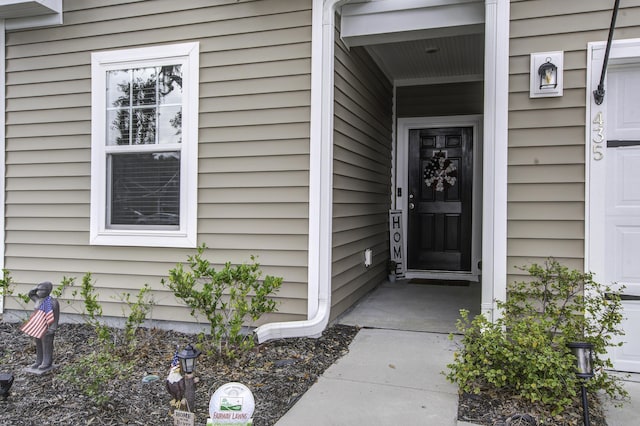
left=530, top=51, right=564, bottom=98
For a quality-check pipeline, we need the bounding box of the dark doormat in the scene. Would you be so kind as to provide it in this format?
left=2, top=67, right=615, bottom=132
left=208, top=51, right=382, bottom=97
left=408, top=278, right=471, bottom=286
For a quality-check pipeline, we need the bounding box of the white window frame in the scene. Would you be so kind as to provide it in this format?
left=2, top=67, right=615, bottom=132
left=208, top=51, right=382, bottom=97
left=90, top=42, right=199, bottom=248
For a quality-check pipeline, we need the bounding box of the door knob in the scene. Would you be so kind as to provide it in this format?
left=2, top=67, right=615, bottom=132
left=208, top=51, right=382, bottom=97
left=409, top=202, right=415, bottom=210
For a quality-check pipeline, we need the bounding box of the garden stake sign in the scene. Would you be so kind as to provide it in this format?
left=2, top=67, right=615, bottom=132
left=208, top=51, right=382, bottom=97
left=208, top=382, right=255, bottom=425
left=423, top=151, right=457, bottom=191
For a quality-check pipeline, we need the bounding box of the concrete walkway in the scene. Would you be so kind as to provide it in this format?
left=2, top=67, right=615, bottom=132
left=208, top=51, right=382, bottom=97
left=275, top=280, right=640, bottom=425
left=276, top=328, right=459, bottom=425
left=604, top=373, right=640, bottom=426
left=276, top=280, right=476, bottom=426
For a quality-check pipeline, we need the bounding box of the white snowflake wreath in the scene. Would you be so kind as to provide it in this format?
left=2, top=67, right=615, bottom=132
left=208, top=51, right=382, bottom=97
left=423, top=151, right=457, bottom=192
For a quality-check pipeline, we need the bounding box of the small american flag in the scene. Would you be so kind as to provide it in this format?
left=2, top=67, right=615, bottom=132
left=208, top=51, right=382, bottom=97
left=20, top=296, right=55, bottom=339
left=171, top=347, right=180, bottom=368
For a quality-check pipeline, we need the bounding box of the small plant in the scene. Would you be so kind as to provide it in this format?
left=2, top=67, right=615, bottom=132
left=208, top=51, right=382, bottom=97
left=387, top=260, right=397, bottom=274
left=120, top=283, right=155, bottom=349
left=72, top=272, right=111, bottom=343
left=51, top=276, right=76, bottom=299
left=163, top=245, right=283, bottom=357
left=0, top=269, right=31, bottom=306
left=0, top=269, right=12, bottom=298
left=446, top=258, right=627, bottom=414
left=60, top=350, right=131, bottom=407
left=61, top=274, right=153, bottom=405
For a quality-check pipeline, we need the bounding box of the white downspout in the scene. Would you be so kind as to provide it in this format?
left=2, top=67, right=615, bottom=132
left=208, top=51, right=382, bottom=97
left=255, top=0, right=344, bottom=342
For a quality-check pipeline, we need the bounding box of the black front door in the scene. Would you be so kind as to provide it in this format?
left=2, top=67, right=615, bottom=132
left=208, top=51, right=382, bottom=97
left=407, top=127, right=473, bottom=271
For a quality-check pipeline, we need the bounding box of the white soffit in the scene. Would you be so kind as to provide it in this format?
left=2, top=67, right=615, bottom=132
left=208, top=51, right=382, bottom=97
left=0, top=0, right=60, bottom=18
left=1, top=0, right=62, bottom=29
left=340, top=0, right=484, bottom=47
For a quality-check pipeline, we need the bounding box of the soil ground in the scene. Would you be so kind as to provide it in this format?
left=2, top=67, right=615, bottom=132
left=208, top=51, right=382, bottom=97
left=1, top=318, right=616, bottom=426
left=0, top=320, right=357, bottom=426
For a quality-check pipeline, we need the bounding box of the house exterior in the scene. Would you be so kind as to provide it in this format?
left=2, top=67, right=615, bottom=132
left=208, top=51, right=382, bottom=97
left=1, top=0, right=640, bottom=371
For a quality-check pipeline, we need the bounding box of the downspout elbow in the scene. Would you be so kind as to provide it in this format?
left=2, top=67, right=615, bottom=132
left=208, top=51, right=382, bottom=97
left=255, top=299, right=330, bottom=343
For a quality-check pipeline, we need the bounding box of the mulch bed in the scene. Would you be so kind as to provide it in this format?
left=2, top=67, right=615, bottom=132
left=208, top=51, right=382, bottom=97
left=457, top=385, right=610, bottom=426
left=0, top=319, right=358, bottom=426
left=1, top=316, right=619, bottom=426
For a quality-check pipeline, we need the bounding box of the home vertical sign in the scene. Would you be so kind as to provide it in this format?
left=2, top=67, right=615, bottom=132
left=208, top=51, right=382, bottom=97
left=389, top=210, right=405, bottom=277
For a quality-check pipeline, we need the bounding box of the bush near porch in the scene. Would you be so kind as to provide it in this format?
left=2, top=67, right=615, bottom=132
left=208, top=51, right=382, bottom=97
left=446, top=259, right=627, bottom=417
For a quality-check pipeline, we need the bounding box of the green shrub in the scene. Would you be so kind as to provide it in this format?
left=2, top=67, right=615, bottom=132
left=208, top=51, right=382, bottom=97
left=72, top=272, right=111, bottom=342
left=446, top=258, right=627, bottom=414
left=162, top=245, right=283, bottom=357
left=60, top=350, right=131, bottom=407
left=121, top=283, right=154, bottom=348
left=61, top=274, right=153, bottom=405
left=0, top=269, right=12, bottom=298
left=51, top=276, right=75, bottom=299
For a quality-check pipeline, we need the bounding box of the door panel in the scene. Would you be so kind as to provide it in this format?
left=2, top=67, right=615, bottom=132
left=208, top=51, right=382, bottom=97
left=605, top=65, right=640, bottom=372
left=407, top=127, right=472, bottom=271
left=606, top=145, right=640, bottom=372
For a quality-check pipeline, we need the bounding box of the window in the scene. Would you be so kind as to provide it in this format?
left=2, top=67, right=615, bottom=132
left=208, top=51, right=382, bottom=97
left=90, top=43, right=199, bottom=247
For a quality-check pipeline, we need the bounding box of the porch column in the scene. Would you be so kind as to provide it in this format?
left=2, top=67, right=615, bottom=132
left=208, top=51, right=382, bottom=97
left=482, top=0, right=510, bottom=321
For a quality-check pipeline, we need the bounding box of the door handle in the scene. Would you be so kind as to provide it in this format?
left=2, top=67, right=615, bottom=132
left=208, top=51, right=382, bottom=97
left=409, top=202, right=415, bottom=210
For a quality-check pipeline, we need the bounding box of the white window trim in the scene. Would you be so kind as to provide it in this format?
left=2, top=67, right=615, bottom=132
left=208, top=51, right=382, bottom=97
left=90, top=42, right=199, bottom=248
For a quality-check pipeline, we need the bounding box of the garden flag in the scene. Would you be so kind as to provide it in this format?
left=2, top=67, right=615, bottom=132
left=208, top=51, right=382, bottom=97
left=171, top=347, right=180, bottom=368
left=20, top=296, right=55, bottom=339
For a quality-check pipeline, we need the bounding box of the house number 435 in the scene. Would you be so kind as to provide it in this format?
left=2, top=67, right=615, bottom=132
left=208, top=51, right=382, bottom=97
left=592, top=111, right=604, bottom=161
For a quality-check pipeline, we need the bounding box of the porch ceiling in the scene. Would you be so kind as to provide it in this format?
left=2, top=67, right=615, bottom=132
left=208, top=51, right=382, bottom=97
left=365, top=33, right=485, bottom=85
left=340, top=0, right=485, bottom=86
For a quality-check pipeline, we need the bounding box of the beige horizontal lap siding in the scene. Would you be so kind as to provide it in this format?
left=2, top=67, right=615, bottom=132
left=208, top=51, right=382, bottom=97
left=331, top=19, right=393, bottom=320
left=4, top=0, right=314, bottom=323
left=507, top=0, right=640, bottom=283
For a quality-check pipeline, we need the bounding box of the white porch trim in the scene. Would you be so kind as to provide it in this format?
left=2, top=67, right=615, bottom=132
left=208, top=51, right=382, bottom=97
left=396, top=115, right=483, bottom=282
left=480, top=0, right=509, bottom=321
left=0, top=20, right=5, bottom=314
left=340, top=0, right=484, bottom=47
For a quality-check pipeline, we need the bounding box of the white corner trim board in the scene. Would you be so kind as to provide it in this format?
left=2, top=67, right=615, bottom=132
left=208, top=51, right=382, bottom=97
left=480, top=0, right=509, bottom=321
left=0, top=20, right=5, bottom=314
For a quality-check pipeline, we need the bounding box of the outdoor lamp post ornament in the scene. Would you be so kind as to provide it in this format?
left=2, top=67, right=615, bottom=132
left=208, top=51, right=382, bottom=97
left=177, top=344, right=201, bottom=413
left=567, top=342, right=595, bottom=426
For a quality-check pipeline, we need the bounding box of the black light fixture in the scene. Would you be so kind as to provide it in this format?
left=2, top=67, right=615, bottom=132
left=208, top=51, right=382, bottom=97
left=177, top=343, right=201, bottom=375
left=0, top=372, right=14, bottom=400
left=568, top=342, right=595, bottom=426
left=538, top=58, right=558, bottom=90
